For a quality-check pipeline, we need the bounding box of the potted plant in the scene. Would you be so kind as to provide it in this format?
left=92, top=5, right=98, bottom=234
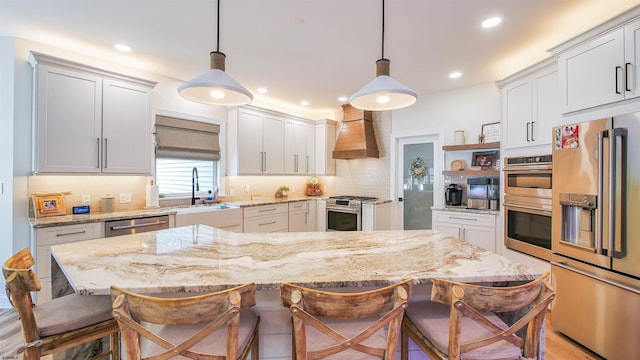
left=279, top=186, right=290, bottom=197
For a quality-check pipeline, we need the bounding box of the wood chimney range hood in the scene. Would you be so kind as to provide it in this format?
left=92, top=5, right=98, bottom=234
left=332, top=104, right=380, bottom=159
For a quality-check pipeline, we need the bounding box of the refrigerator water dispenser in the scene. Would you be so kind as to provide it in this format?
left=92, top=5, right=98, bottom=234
left=560, top=193, right=596, bottom=248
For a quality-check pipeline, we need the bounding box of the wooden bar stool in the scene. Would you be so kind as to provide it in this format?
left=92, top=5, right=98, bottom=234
left=3, top=247, right=119, bottom=360
left=401, top=273, right=555, bottom=360
left=280, top=279, right=413, bottom=359
left=111, top=282, right=259, bottom=359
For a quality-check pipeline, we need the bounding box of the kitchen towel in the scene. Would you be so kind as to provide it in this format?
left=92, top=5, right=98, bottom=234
left=146, top=184, right=159, bottom=209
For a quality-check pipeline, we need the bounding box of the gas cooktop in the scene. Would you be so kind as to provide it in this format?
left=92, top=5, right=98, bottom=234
left=329, top=195, right=378, bottom=201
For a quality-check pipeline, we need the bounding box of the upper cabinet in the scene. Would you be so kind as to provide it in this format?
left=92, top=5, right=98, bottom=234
left=29, top=52, right=156, bottom=174
left=551, top=12, right=640, bottom=113
left=315, top=119, right=337, bottom=176
left=227, top=107, right=284, bottom=175
left=284, top=117, right=315, bottom=175
left=497, top=60, right=560, bottom=149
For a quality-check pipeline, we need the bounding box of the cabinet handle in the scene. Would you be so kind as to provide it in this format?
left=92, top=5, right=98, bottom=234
left=531, top=121, right=535, bottom=141
left=258, top=208, right=277, bottom=212
left=259, top=221, right=277, bottom=226
left=625, top=62, right=632, bottom=92
left=306, top=155, right=309, bottom=173
left=449, top=216, right=477, bottom=221
left=96, top=138, right=100, bottom=168
left=104, top=138, right=108, bottom=168
left=615, top=66, right=622, bottom=94
left=526, top=122, right=530, bottom=142
left=56, top=230, right=87, bottom=237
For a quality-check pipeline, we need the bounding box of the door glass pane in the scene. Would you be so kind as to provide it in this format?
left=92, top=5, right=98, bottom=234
left=403, top=143, right=434, bottom=229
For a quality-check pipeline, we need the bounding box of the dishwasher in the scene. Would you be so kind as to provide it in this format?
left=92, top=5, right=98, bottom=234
left=105, top=215, right=170, bottom=237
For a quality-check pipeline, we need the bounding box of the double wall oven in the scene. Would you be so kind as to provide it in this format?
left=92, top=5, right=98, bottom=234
left=326, top=195, right=377, bottom=231
left=503, top=155, right=553, bottom=261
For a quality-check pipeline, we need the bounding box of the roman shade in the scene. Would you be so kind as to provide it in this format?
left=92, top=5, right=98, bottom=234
left=155, top=115, right=220, bottom=160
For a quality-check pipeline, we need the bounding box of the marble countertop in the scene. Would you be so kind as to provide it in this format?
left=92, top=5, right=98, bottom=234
left=51, top=226, right=539, bottom=296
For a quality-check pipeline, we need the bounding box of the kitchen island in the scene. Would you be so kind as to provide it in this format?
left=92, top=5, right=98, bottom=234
left=50, top=226, right=542, bottom=358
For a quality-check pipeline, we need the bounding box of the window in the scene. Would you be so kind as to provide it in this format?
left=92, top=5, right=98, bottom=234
left=154, top=115, right=221, bottom=197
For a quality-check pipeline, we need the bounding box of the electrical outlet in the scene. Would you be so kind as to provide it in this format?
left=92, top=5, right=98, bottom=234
left=244, top=185, right=250, bottom=196
left=119, top=192, right=132, bottom=204
left=82, top=194, right=91, bottom=205
left=291, top=186, right=296, bottom=192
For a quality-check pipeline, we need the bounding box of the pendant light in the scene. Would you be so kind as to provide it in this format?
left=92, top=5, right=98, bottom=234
left=349, top=0, right=418, bottom=111
left=178, top=0, right=253, bottom=106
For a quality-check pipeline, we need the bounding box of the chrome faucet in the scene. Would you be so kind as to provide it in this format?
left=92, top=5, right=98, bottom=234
left=191, top=167, right=199, bottom=205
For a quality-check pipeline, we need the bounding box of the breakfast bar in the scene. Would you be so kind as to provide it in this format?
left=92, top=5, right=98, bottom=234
left=50, top=226, right=543, bottom=358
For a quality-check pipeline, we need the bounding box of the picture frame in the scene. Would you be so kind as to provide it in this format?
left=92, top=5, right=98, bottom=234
left=32, top=193, right=67, bottom=217
left=481, top=122, right=501, bottom=143
left=472, top=150, right=499, bottom=169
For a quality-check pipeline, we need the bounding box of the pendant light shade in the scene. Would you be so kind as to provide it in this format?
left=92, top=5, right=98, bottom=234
left=349, top=0, right=418, bottom=111
left=348, top=59, right=418, bottom=111
left=178, top=0, right=253, bottom=106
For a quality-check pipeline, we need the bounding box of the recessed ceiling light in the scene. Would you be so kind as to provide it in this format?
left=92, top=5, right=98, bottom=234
left=114, top=43, right=132, bottom=52
left=338, top=96, right=348, bottom=102
left=449, top=72, right=462, bottom=79
left=257, top=87, right=267, bottom=94
left=482, top=17, right=501, bottom=29
left=300, top=100, right=309, bottom=106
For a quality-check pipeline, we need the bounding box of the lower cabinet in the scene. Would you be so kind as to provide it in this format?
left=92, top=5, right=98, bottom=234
left=243, top=203, right=288, bottom=233
left=175, top=207, right=243, bottom=232
left=316, top=199, right=327, bottom=232
left=33, top=222, right=103, bottom=303
left=288, top=201, right=308, bottom=232
left=432, top=210, right=496, bottom=252
left=362, top=202, right=391, bottom=231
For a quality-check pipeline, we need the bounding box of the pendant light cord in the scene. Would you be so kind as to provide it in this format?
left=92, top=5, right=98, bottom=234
left=216, top=0, right=220, bottom=52
left=381, top=0, right=385, bottom=59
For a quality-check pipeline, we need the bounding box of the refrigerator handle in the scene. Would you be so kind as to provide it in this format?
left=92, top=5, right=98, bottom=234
left=597, top=130, right=606, bottom=256
left=611, top=128, right=628, bottom=259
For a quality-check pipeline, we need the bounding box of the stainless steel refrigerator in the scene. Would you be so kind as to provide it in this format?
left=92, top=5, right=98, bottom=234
left=551, top=115, right=640, bottom=360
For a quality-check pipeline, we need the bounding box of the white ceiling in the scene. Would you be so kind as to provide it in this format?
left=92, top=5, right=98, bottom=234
left=1, top=0, right=638, bottom=115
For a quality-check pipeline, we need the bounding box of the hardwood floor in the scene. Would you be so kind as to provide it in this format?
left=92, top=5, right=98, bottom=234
left=0, top=308, right=603, bottom=359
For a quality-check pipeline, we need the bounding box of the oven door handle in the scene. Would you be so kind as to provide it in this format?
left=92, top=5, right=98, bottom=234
left=503, top=202, right=552, bottom=213
left=326, top=206, right=360, bottom=214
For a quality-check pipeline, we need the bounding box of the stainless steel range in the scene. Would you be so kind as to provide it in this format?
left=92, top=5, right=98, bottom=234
left=326, top=195, right=377, bottom=231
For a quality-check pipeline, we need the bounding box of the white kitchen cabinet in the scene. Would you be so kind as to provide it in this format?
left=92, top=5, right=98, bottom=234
left=33, top=222, right=103, bottom=303
left=288, top=201, right=308, bottom=232
left=243, top=203, right=288, bottom=233
left=315, top=119, right=337, bottom=175
left=316, top=199, right=327, bottom=232
left=362, top=202, right=391, bottom=231
left=498, top=60, right=559, bottom=149
left=432, top=210, right=496, bottom=252
left=554, top=16, right=640, bottom=113
left=29, top=51, right=155, bottom=174
left=228, top=107, right=284, bottom=175
left=284, top=119, right=315, bottom=175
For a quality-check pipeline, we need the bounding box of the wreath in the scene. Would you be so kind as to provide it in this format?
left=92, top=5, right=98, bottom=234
left=409, top=157, right=427, bottom=180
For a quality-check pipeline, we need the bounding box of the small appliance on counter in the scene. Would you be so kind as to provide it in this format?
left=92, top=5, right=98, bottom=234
left=467, top=177, right=499, bottom=210
left=444, top=184, right=462, bottom=206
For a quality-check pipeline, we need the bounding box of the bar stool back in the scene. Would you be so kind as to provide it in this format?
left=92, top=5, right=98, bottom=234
left=280, top=279, right=412, bottom=359
left=3, top=247, right=119, bottom=360
left=401, top=273, right=555, bottom=360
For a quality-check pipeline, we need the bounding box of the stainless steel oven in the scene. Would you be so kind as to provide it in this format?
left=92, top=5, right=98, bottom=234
left=326, top=196, right=376, bottom=231
left=503, top=155, right=552, bottom=261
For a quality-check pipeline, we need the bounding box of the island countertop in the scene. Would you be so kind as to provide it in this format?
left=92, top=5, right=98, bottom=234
left=50, top=225, right=539, bottom=296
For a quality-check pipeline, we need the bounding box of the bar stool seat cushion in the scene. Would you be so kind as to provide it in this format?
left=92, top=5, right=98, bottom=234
left=140, top=309, right=258, bottom=357
left=406, top=300, right=522, bottom=360
left=32, top=294, right=114, bottom=337
left=305, top=315, right=388, bottom=359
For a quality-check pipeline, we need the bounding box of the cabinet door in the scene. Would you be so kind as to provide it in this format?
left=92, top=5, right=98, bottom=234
left=102, top=79, right=152, bottom=174
left=625, top=18, right=640, bottom=100
left=307, top=200, right=316, bottom=232
left=316, top=199, right=327, bottom=232
left=289, top=211, right=307, bottom=232
left=35, top=65, right=102, bottom=173
left=502, top=78, right=533, bottom=149
left=304, top=123, right=315, bottom=174
left=432, top=222, right=461, bottom=239
left=463, top=224, right=496, bottom=252
left=237, top=109, right=264, bottom=174
left=361, top=203, right=375, bottom=231
left=559, top=28, right=625, bottom=113
left=262, top=114, right=284, bottom=174
left=284, top=120, right=296, bottom=174
left=532, top=68, right=560, bottom=145
left=314, top=122, right=336, bottom=175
